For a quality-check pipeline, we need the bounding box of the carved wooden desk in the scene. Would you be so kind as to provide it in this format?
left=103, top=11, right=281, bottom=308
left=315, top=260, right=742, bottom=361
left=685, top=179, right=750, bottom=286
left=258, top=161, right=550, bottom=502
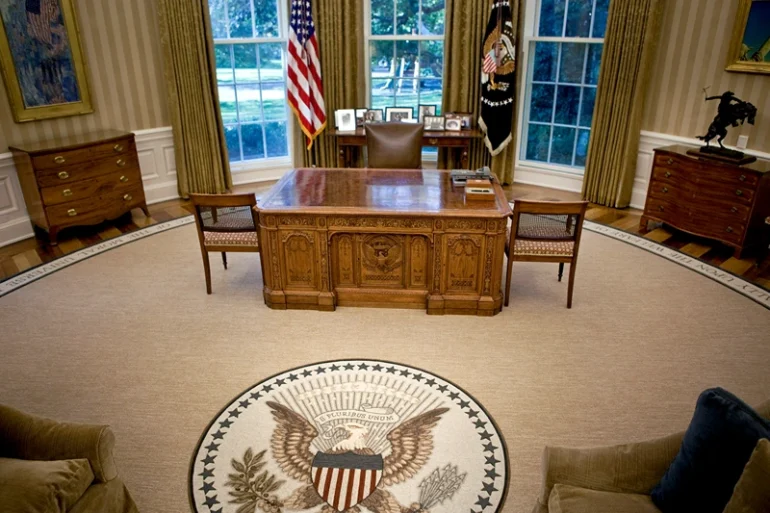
left=256, top=168, right=512, bottom=315
left=329, top=128, right=482, bottom=168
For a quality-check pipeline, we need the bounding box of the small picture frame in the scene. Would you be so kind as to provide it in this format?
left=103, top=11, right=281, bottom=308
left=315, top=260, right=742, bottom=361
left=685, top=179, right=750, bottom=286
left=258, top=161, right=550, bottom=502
left=364, top=109, right=383, bottom=123
left=417, top=104, right=437, bottom=123
left=355, top=109, right=367, bottom=127
left=385, top=107, right=414, bottom=122
left=336, top=109, right=357, bottom=131
left=444, top=114, right=462, bottom=131
left=424, top=115, right=445, bottom=131
left=454, top=112, right=473, bottom=130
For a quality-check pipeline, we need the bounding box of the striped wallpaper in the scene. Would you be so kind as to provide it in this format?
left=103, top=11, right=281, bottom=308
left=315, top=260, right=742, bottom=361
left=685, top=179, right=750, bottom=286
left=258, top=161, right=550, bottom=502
left=0, top=0, right=169, bottom=151
left=642, top=0, right=770, bottom=152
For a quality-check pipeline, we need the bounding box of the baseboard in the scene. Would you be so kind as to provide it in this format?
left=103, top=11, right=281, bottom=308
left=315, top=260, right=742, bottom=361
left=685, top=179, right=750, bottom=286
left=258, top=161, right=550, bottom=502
left=0, top=217, right=34, bottom=248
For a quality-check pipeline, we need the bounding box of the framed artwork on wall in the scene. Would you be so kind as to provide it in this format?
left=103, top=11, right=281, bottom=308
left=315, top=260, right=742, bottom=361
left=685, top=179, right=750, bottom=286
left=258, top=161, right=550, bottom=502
left=0, top=0, right=93, bottom=122
left=726, top=0, right=770, bottom=74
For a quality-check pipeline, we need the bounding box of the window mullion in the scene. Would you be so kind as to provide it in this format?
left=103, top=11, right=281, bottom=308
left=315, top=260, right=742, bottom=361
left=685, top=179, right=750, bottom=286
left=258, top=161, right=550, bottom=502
left=224, top=0, right=231, bottom=39
left=255, top=43, right=269, bottom=159
left=230, top=44, right=244, bottom=162
left=589, top=0, right=597, bottom=37
left=250, top=0, right=256, bottom=37
left=572, top=43, right=590, bottom=166
left=547, top=43, right=563, bottom=163
left=562, top=0, right=569, bottom=37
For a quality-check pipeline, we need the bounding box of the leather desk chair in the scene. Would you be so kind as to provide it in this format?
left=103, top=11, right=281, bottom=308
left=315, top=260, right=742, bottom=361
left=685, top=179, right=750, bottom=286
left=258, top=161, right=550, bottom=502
left=365, top=122, right=424, bottom=168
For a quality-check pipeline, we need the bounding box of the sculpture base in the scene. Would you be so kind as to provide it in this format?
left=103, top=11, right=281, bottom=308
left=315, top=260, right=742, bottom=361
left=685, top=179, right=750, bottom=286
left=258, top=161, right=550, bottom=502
left=688, top=146, right=757, bottom=165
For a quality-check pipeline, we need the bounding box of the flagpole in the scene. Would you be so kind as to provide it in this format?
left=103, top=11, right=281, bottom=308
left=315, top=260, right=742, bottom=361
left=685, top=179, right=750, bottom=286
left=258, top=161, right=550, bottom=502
left=494, top=0, right=503, bottom=65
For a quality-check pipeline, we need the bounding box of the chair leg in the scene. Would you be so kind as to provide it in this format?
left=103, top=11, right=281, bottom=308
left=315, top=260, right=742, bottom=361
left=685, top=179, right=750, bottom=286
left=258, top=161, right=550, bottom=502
left=221, top=252, right=227, bottom=270
left=558, top=262, right=564, bottom=282
left=202, top=252, right=212, bottom=294
left=504, top=254, right=513, bottom=307
left=567, top=261, right=578, bottom=309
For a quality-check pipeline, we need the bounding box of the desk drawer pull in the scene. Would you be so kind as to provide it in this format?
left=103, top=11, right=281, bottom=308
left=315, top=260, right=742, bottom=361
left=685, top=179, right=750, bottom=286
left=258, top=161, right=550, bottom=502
left=662, top=187, right=668, bottom=193
left=735, top=189, right=743, bottom=196
left=62, top=189, right=73, bottom=197
left=114, top=144, right=124, bottom=152
left=58, top=171, right=69, bottom=179
left=666, top=158, right=674, bottom=165
left=726, top=226, right=734, bottom=233
left=116, top=158, right=127, bottom=167
left=658, top=205, right=665, bottom=212
left=54, top=156, right=66, bottom=164
left=664, top=171, right=672, bottom=178
left=67, top=209, right=77, bottom=217
left=739, top=174, right=746, bottom=182
left=428, top=138, right=439, bottom=145
left=731, top=207, right=738, bottom=213
left=123, top=193, right=133, bottom=201
left=119, top=175, right=129, bottom=183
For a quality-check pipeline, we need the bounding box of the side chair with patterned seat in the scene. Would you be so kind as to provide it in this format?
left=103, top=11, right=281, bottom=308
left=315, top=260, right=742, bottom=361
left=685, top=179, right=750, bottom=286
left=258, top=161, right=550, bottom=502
left=505, top=200, right=589, bottom=308
left=190, top=193, right=261, bottom=294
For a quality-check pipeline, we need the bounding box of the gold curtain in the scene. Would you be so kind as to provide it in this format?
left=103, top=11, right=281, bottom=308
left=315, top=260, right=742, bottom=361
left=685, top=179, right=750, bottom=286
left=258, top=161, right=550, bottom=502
left=291, top=0, right=365, bottom=168
left=158, top=0, right=232, bottom=197
left=582, top=0, right=664, bottom=207
left=439, top=0, right=521, bottom=184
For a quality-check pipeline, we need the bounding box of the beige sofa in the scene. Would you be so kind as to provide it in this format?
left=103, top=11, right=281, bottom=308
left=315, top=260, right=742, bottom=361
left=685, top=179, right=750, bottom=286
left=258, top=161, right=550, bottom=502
left=532, top=399, right=770, bottom=513
left=0, top=404, right=138, bottom=513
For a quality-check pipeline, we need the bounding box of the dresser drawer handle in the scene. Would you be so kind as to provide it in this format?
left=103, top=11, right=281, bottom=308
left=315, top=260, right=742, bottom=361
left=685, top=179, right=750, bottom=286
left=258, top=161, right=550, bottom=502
left=739, top=174, right=746, bottom=182
left=735, top=189, right=743, bottom=196
left=117, top=159, right=127, bottom=167
left=54, top=156, right=66, bottom=164
left=119, top=175, right=129, bottom=183
left=114, top=144, right=124, bottom=152
left=658, top=205, right=665, bottom=212
left=123, top=193, right=133, bottom=201
left=731, top=207, right=738, bottom=213
left=428, top=138, right=439, bottom=145
left=664, top=171, right=672, bottom=178
left=726, top=226, right=733, bottom=233
left=666, top=158, right=674, bottom=165
left=67, top=209, right=77, bottom=217
left=662, top=187, right=668, bottom=193
left=58, top=171, right=69, bottom=179
left=62, top=189, right=73, bottom=197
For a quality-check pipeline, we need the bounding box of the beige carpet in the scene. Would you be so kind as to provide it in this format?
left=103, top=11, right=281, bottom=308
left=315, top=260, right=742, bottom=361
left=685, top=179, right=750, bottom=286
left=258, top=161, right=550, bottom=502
left=1, top=223, right=769, bottom=513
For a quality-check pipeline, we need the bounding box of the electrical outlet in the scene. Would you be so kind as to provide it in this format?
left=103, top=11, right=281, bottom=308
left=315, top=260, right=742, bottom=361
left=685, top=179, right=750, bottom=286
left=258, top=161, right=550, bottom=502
left=737, top=135, right=749, bottom=149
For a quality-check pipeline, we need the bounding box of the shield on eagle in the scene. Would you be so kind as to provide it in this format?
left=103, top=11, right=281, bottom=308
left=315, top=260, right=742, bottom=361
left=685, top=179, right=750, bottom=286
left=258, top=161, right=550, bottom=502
left=311, top=452, right=384, bottom=511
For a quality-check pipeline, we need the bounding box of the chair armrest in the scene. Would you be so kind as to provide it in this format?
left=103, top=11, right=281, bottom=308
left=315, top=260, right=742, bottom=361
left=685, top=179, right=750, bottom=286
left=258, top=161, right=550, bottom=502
left=0, top=404, right=117, bottom=483
left=534, top=432, right=684, bottom=510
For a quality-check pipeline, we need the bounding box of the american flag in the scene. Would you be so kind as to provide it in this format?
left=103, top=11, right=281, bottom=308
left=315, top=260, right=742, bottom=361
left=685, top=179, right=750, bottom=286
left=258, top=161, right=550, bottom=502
left=288, top=0, right=327, bottom=149
left=482, top=48, right=498, bottom=74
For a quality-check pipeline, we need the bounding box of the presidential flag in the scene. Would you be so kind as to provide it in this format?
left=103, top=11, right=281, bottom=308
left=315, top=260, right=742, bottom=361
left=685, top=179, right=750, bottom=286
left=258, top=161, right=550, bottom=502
left=479, top=1, right=516, bottom=156
left=288, top=0, right=327, bottom=149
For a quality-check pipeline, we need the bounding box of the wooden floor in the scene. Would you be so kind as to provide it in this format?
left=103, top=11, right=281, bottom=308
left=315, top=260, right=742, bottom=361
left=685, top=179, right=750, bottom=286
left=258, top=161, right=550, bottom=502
left=2, top=182, right=769, bottom=291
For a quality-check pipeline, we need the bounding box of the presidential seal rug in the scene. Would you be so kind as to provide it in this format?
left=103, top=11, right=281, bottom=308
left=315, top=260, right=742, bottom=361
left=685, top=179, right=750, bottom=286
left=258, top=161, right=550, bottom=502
left=191, top=360, right=508, bottom=513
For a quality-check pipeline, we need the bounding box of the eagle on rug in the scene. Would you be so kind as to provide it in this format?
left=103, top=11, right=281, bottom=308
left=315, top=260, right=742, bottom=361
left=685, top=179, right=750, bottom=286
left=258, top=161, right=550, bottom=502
left=267, top=401, right=450, bottom=513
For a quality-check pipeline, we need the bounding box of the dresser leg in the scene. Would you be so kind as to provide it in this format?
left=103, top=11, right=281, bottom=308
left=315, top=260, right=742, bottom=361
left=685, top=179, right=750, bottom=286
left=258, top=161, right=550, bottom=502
left=140, top=203, right=150, bottom=217
left=639, top=216, right=650, bottom=232
left=48, top=227, right=60, bottom=246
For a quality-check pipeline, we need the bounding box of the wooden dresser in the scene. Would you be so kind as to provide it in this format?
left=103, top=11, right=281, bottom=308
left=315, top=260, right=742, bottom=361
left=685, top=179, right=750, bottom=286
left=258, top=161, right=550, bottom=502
left=10, top=130, right=149, bottom=244
left=641, top=145, right=770, bottom=258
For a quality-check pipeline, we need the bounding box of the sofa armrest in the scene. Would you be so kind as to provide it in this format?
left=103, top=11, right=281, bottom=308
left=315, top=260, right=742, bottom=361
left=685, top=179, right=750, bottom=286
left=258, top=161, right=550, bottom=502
left=0, top=404, right=117, bottom=483
left=533, top=432, right=684, bottom=511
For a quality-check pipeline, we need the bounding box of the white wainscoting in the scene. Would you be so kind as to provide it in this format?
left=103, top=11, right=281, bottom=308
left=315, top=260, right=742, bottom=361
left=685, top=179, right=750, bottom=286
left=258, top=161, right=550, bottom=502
left=513, top=131, right=770, bottom=210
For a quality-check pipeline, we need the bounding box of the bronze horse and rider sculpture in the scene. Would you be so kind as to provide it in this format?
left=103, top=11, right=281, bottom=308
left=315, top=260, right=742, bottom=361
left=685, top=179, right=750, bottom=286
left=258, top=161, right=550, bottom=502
left=695, top=91, right=757, bottom=164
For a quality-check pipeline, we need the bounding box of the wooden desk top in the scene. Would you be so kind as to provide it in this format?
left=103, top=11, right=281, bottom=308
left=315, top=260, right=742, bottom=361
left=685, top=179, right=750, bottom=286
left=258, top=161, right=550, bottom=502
left=329, top=127, right=482, bottom=140
left=259, top=168, right=511, bottom=218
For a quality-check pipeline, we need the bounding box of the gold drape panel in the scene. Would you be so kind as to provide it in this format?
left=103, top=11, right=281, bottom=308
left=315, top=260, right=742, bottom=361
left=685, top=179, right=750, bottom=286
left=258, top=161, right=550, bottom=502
left=158, top=0, right=232, bottom=197
left=439, top=0, right=521, bottom=184
left=291, top=0, right=364, bottom=168
left=582, top=0, right=664, bottom=207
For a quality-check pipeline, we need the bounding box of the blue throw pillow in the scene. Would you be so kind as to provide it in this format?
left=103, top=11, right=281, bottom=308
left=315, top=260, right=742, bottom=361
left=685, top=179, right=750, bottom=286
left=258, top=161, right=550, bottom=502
left=651, top=388, right=770, bottom=513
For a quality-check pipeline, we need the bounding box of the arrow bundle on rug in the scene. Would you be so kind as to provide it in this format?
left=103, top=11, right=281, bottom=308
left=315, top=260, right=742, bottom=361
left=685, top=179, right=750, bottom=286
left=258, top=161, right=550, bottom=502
left=479, top=1, right=516, bottom=156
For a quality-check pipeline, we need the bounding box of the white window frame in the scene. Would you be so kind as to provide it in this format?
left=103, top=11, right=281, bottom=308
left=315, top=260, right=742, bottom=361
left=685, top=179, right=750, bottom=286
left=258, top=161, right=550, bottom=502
left=515, top=0, right=604, bottom=178
left=212, top=0, right=294, bottom=174
left=363, top=1, right=446, bottom=162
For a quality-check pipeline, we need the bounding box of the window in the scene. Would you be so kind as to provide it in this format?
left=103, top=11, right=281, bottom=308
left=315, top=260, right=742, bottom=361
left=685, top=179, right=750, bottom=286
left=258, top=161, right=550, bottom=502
left=365, top=1, right=446, bottom=116
left=520, top=0, right=609, bottom=171
left=208, top=0, right=290, bottom=165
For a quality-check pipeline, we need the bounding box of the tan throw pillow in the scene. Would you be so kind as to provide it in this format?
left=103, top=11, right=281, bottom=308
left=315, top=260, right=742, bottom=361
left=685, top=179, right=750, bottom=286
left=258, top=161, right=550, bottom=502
left=723, top=438, right=770, bottom=513
left=0, top=458, right=94, bottom=513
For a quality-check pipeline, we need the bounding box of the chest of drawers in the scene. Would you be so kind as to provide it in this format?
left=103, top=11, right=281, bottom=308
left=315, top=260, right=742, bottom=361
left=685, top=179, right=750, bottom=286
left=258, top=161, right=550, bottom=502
left=10, top=130, right=149, bottom=245
left=640, top=145, right=770, bottom=258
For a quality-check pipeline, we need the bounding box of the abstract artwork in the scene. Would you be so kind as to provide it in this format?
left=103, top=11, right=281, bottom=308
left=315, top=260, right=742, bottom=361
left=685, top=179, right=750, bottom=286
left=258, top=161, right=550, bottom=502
left=727, top=0, right=770, bottom=75
left=0, top=0, right=92, bottom=122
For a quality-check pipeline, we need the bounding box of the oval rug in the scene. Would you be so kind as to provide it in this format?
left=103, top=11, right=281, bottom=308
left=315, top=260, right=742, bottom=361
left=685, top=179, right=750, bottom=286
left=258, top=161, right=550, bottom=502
left=191, top=360, right=508, bottom=513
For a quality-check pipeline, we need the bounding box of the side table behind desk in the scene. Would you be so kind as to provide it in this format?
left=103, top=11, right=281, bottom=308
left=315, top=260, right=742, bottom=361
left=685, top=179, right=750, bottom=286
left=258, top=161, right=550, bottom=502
left=330, top=128, right=482, bottom=168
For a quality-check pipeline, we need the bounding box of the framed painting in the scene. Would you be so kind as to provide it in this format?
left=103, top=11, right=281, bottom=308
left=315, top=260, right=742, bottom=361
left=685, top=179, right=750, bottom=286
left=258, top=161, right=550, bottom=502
left=726, top=0, right=770, bottom=74
left=0, top=0, right=92, bottom=122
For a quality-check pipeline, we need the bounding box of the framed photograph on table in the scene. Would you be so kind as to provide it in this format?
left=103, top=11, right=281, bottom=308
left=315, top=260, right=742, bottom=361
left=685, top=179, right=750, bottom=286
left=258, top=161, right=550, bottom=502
left=445, top=114, right=462, bottom=131
left=0, top=0, right=93, bottom=122
left=364, top=109, right=383, bottom=123
left=456, top=112, right=473, bottom=129
left=418, top=104, right=437, bottom=122
left=336, top=109, right=357, bottom=131
left=355, top=109, right=367, bottom=127
left=385, top=107, right=413, bottom=122
left=726, top=0, right=770, bottom=74
left=424, top=115, right=445, bottom=131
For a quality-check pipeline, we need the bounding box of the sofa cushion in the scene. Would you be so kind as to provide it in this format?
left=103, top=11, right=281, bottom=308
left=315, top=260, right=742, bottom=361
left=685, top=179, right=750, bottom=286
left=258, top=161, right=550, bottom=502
left=0, top=457, right=94, bottom=513
left=723, top=438, right=770, bottom=513
left=651, top=388, right=770, bottom=513
left=548, top=484, right=661, bottom=513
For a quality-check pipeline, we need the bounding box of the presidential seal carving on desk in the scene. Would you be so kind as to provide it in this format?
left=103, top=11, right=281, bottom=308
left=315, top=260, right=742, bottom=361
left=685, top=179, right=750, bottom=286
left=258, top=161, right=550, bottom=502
left=191, top=361, right=508, bottom=513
